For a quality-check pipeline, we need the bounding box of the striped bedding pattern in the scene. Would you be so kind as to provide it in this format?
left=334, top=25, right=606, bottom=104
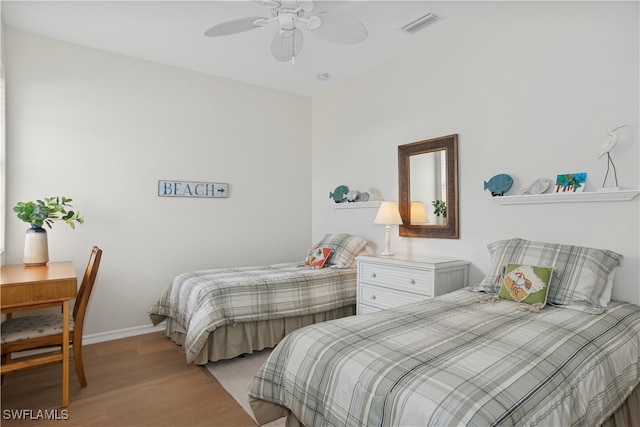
left=149, top=262, right=356, bottom=363
left=248, top=288, right=640, bottom=426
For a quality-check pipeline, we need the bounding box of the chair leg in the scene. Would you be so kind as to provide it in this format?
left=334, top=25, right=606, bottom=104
left=73, top=345, right=87, bottom=387
left=1, top=355, right=4, bottom=385
left=1, top=353, right=9, bottom=385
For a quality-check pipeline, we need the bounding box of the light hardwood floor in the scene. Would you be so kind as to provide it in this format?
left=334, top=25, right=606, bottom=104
left=1, top=332, right=256, bottom=426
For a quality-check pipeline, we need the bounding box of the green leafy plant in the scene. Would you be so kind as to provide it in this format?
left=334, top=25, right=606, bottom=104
left=431, top=200, right=447, bottom=218
left=13, top=196, right=84, bottom=229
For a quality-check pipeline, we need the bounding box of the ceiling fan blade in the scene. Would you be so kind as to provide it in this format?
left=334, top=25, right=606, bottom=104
left=297, top=0, right=314, bottom=12
left=271, top=29, right=303, bottom=62
left=309, top=0, right=348, bottom=13
left=309, top=12, right=367, bottom=44
left=262, top=0, right=282, bottom=8
left=204, top=17, right=266, bottom=37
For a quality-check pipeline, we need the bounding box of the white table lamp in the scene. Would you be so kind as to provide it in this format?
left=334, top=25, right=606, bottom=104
left=374, top=201, right=403, bottom=256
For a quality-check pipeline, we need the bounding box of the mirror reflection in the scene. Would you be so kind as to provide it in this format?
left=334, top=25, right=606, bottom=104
left=398, top=134, right=459, bottom=239
left=409, top=150, right=447, bottom=225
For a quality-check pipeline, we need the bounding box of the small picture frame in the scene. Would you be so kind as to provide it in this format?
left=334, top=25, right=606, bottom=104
left=554, top=172, right=587, bottom=193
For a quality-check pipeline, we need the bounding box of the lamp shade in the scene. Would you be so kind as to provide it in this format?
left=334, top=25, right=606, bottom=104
left=374, top=201, right=403, bottom=225
left=410, top=201, right=428, bottom=224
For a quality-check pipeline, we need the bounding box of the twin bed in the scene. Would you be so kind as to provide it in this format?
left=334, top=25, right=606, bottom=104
left=247, top=238, right=639, bottom=426
left=149, top=233, right=371, bottom=364
left=150, top=236, right=640, bottom=425
left=248, top=288, right=639, bottom=425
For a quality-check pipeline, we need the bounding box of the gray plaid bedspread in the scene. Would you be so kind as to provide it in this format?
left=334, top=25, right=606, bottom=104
left=149, top=262, right=356, bottom=363
left=248, top=288, right=640, bottom=426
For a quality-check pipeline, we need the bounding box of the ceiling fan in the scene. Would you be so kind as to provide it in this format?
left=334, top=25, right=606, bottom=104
left=204, top=0, right=368, bottom=63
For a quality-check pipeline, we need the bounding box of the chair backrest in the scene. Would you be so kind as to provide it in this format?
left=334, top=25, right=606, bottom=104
left=73, top=246, right=103, bottom=334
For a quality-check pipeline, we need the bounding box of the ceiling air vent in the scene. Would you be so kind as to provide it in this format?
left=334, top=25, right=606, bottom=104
left=401, top=12, right=438, bottom=34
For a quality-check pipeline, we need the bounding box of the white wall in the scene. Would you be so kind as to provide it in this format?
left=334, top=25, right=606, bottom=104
left=312, top=2, right=640, bottom=304
left=4, top=29, right=312, bottom=335
left=3, top=2, right=639, bottom=341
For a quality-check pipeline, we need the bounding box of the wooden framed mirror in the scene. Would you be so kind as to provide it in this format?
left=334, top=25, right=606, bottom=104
left=398, top=134, right=459, bottom=239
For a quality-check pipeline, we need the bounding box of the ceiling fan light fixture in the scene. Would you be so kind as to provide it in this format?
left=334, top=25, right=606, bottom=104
left=278, top=13, right=298, bottom=31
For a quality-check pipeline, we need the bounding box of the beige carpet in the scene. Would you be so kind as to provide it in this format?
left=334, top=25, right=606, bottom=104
left=206, top=349, right=285, bottom=427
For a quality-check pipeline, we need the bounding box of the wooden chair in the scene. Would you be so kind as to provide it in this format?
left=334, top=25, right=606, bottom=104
left=1, top=246, right=103, bottom=386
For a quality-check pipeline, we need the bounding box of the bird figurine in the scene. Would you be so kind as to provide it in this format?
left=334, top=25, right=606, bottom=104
left=599, top=124, right=626, bottom=188
left=598, top=124, right=626, bottom=158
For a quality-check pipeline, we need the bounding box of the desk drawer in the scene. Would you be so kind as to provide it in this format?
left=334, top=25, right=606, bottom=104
left=359, top=284, right=428, bottom=310
left=360, top=263, right=433, bottom=296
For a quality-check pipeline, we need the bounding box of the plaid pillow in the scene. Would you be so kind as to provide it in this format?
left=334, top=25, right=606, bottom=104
left=315, top=233, right=368, bottom=268
left=478, top=238, right=623, bottom=314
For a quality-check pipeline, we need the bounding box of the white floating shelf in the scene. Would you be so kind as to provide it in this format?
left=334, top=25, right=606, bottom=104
left=488, top=189, right=640, bottom=205
left=331, top=201, right=381, bottom=209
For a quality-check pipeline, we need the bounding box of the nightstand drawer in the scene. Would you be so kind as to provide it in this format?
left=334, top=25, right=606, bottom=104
left=358, top=303, right=380, bottom=315
left=359, top=283, right=428, bottom=310
left=360, top=263, right=433, bottom=296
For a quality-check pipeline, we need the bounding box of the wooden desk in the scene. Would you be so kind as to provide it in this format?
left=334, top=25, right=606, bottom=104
left=1, top=262, right=77, bottom=407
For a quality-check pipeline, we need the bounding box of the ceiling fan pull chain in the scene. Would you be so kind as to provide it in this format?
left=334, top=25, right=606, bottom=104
left=291, top=29, right=296, bottom=64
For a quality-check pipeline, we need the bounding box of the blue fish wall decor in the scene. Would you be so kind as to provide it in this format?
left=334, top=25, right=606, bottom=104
left=484, top=174, right=513, bottom=196
left=330, top=185, right=349, bottom=203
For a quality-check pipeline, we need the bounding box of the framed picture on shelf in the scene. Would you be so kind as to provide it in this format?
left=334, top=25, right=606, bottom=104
left=554, top=172, right=587, bottom=193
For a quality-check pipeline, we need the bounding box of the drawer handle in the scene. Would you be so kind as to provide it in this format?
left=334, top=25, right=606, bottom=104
left=409, top=279, right=416, bottom=284
left=371, top=273, right=377, bottom=278
left=371, top=294, right=376, bottom=300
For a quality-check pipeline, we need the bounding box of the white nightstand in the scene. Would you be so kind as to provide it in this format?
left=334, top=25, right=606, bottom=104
left=356, top=255, right=469, bottom=314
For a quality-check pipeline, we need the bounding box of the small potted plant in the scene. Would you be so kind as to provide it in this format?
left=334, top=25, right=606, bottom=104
left=431, top=200, right=447, bottom=225
left=13, top=196, right=84, bottom=266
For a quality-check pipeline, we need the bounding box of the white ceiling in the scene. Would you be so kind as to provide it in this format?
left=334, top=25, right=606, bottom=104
left=1, top=1, right=491, bottom=97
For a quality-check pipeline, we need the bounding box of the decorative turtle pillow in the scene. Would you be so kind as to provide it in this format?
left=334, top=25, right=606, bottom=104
left=305, top=245, right=333, bottom=269
left=498, top=263, right=553, bottom=306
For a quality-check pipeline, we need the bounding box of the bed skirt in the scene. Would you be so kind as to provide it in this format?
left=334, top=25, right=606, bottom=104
left=249, top=384, right=640, bottom=427
left=163, top=305, right=355, bottom=365
left=602, top=384, right=640, bottom=427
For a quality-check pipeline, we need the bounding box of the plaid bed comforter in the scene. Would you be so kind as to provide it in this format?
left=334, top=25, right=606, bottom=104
left=149, top=263, right=356, bottom=363
left=248, top=289, right=640, bottom=426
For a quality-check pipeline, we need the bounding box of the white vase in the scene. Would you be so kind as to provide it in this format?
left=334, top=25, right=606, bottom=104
left=23, top=225, right=49, bottom=266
